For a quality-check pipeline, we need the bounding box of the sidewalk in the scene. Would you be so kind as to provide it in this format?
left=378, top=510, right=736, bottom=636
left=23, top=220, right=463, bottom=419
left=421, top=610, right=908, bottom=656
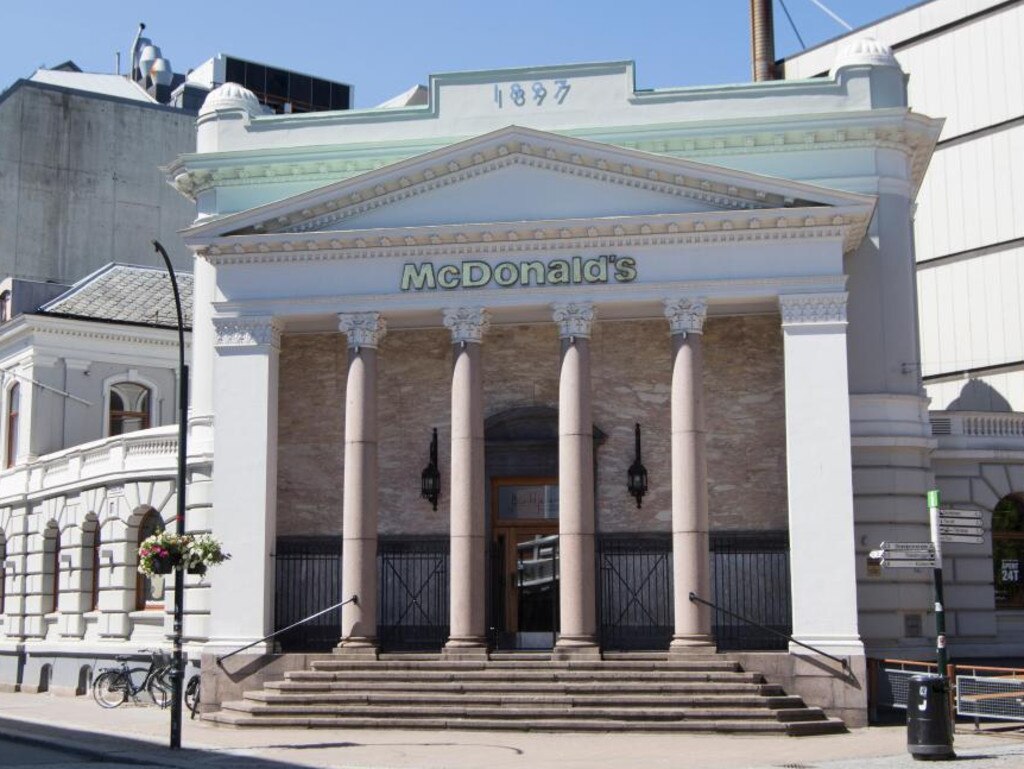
left=1, top=691, right=1023, bottom=769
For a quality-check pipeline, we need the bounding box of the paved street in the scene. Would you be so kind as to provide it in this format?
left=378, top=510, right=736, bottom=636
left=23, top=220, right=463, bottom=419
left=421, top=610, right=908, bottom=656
left=1, top=692, right=1023, bottom=769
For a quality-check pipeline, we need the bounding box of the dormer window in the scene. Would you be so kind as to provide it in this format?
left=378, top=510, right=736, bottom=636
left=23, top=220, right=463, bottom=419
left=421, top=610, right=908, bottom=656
left=108, top=382, right=151, bottom=436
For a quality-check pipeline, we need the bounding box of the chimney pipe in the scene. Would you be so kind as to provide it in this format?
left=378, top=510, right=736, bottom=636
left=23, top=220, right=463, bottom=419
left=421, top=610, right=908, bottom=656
left=750, top=0, right=777, bottom=81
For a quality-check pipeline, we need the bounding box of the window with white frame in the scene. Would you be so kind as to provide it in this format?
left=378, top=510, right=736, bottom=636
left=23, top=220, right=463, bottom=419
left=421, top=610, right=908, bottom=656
left=108, top=382, right=151, bottom=436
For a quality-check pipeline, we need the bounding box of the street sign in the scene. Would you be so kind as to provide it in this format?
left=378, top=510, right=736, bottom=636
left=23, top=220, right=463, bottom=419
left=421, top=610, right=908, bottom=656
left=881, top=559, right=936, bottom=569
left=880, top=542, right=936, bottom=552
left=940, top=534, right=984, bottom=545
left=883, top=551, right=936, bottom=560
left=940, top=509, right=982, bottom=520
left=940, top=524, right=983, bottom=536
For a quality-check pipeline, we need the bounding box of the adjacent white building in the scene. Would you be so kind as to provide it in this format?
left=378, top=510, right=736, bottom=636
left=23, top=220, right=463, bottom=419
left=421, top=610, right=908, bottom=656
left=783, top=0, right=1024, bottom=659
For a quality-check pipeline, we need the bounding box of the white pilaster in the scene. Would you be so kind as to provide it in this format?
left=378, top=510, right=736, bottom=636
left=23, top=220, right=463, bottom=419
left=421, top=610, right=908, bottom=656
left=780, top=293, right=863, bottom=656
left=205, top=316, right=281, bottom=655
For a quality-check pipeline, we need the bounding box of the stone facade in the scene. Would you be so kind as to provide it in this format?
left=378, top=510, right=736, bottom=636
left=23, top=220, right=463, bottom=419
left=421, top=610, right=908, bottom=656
left=275, top=314, right=787, bottom=538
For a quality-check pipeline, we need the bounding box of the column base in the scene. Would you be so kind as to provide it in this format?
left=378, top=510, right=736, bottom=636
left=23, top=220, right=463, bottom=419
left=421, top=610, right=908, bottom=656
left=442, top=638, right=489, bottom=660
left=334, top=638, right=379, bottom=658
left=552, top=636, right=601, bottom=660
left=669, top=635, right=716, bottom=656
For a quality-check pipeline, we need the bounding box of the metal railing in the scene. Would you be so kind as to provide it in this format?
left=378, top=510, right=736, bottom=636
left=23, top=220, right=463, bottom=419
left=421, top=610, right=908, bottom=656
left=217, top=595, right=357, bottom=664
left=688, top=592, right=849, bottom=670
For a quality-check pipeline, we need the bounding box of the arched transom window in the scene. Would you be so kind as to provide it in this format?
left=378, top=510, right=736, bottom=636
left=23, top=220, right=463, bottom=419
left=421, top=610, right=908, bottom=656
left=109, top=382, right=151, bottom=436
left=993, top=495, right=1024, bottom=609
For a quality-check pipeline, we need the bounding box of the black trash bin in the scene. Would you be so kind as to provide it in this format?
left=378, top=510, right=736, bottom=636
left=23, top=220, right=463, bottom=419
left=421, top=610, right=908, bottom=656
left=907, top=674, right=955, bottom=760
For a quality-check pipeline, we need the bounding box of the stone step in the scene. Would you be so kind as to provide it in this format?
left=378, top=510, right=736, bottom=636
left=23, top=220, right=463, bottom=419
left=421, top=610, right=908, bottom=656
left=285, top=669, right=763, bottom=684
left=310, top=659, right=742, bottom=672
left=219, top=700, right=827, bottom=722
left=264, top=679, right=783, bottom=695
left=205, top=711, right=845, bottom=735
left=244, top=691, right=807, bottom=709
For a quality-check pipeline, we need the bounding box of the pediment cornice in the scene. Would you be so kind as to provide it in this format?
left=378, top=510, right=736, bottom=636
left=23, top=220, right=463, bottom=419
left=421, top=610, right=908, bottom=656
left=196, top=204, right=873, bottom=267
left=170, top=113, right=940, bottom=204
left=181, top=126, right=877, bottom=243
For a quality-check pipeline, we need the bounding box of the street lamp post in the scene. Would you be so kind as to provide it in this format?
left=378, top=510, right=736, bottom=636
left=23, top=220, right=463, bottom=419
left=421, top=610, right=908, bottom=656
left=152, top=240, right=188, bottom=750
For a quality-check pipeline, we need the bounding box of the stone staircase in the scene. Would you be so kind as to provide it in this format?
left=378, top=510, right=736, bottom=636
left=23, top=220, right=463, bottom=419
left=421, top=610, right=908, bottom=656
left=207, top=652, right=845, bottom=735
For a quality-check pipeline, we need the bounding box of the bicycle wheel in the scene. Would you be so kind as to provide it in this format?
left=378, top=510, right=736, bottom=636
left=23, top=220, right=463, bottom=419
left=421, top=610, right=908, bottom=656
left=93, top=670, right=128, bottom=709
left=184, top=674, right=200, bottom=718
left=147, top=668, right=173, bottom=709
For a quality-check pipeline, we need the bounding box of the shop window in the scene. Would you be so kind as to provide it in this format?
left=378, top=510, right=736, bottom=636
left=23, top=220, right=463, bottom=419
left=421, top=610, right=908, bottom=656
left=6, top=382, right=18, bottom=468
left=993, top=495, right=1024, bottom=609
left=135, top=511, right=165, bottom=611
left=108, top=382, right=151, bottom=436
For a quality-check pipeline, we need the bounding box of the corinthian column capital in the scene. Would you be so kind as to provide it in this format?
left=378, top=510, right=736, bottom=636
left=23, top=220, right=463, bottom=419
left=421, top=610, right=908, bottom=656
left=664, top=298, right=708, bottom=336
left=443, top=307, right=490, bottom=344
left=338, top=312, right=387, bottom=348
left=552, top=302, right=596, bottom=339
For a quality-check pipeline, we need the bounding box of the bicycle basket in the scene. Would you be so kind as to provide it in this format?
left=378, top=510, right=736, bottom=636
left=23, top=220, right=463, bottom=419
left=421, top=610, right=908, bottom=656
left=152, top=651, right=172, bottom=668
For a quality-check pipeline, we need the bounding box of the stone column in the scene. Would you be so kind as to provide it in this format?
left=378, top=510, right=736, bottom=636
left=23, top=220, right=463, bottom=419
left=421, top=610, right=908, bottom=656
left=442, top=307, right=490, bottom=658
left=336, top=312, right=386, bottom=655
left=205, top=316, right=281, bottom=656
left=664, top=298, right=714, bottom=653
left=551, top=302, right=599, bottom=659
left=779, top=293, right=862, bottom=657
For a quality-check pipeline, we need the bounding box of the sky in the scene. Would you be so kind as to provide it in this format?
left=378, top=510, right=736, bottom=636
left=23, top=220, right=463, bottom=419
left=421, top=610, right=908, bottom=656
left=2, top=0, right=922, bottom=108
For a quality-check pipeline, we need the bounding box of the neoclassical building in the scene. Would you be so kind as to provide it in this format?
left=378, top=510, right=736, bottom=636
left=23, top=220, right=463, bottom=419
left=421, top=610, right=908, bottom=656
left=165, top=39, right=970, bottom=725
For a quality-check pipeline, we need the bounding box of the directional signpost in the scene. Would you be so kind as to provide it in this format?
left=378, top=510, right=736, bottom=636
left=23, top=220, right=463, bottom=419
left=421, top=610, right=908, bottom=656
left=939, top=509, right=984, bottom=544
left=871, top=491, right=986, bottom=685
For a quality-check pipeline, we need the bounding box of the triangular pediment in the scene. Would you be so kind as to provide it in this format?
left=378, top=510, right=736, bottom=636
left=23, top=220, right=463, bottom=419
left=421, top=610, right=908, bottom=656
left=183, top=126, right=875, bottom=244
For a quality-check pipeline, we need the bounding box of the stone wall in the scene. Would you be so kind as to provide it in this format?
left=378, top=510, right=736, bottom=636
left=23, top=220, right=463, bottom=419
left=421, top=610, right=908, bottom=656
left=275, top=314, right=787, bottom=537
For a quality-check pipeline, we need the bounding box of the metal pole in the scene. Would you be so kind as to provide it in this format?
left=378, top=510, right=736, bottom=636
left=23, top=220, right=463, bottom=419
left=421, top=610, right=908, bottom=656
left=927, top=489, right=947, bottom=680
left=153, top=241, right=188, bottom=750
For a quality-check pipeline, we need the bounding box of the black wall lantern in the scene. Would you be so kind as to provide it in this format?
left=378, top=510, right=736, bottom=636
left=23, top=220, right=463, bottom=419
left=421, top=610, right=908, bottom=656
left=421, top=427, right=441, bottom=511
left=627, top=422, right=648, bottom=509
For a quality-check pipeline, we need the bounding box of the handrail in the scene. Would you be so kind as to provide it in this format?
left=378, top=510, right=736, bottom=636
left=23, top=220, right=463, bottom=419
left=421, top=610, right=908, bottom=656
left=688, top=592, right=849, bottom=671
left=217, top=595, right=358, bottom=665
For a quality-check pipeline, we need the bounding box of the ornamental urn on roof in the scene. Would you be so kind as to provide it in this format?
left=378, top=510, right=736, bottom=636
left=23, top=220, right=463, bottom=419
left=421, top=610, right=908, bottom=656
left=199, top=82, right=262, bottom=117
left=831, top=37, right=901, bottom=76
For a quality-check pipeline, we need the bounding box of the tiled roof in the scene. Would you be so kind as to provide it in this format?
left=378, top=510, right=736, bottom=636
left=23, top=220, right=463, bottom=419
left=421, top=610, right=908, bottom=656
left=40, top=264, right=193, bottom=328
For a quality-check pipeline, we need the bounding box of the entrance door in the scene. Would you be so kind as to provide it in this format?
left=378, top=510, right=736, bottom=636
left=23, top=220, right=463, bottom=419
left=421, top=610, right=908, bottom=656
left=491, top=478, right=559, bottom=649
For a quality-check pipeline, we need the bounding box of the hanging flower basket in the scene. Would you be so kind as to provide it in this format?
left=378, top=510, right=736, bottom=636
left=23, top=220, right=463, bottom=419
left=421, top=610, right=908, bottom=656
left=138, top=532, right=229, bottom=577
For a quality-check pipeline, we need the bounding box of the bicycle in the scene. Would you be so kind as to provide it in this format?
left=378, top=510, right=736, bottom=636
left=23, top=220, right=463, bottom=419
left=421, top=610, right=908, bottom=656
left=184, top=672, right=200, bottom=719
left=92, top=649, right=173, bottom=709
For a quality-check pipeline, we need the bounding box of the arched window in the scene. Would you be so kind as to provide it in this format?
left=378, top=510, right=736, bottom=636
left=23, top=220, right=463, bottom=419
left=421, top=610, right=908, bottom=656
left=109, top=382, right=151, bottom=436
left=993, top=495, right=1024, bottom=609
left=6, top=382, right=19, bottom=468
left=135, top=511, right=165, bottom=611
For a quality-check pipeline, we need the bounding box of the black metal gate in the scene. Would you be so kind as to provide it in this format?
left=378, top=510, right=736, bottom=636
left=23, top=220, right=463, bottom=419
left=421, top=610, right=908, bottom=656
left=710, top=530, right=791, bottom=651
left=597, top=534, right=673, bottom=650
left=378, top=537, right=449, bottom=652
left=274, top=536, right=343, bottom=652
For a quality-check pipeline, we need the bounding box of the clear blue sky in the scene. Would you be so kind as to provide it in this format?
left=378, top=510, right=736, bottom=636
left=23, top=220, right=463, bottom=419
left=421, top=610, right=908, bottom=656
left=3, top=0, right=919, bottom=107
